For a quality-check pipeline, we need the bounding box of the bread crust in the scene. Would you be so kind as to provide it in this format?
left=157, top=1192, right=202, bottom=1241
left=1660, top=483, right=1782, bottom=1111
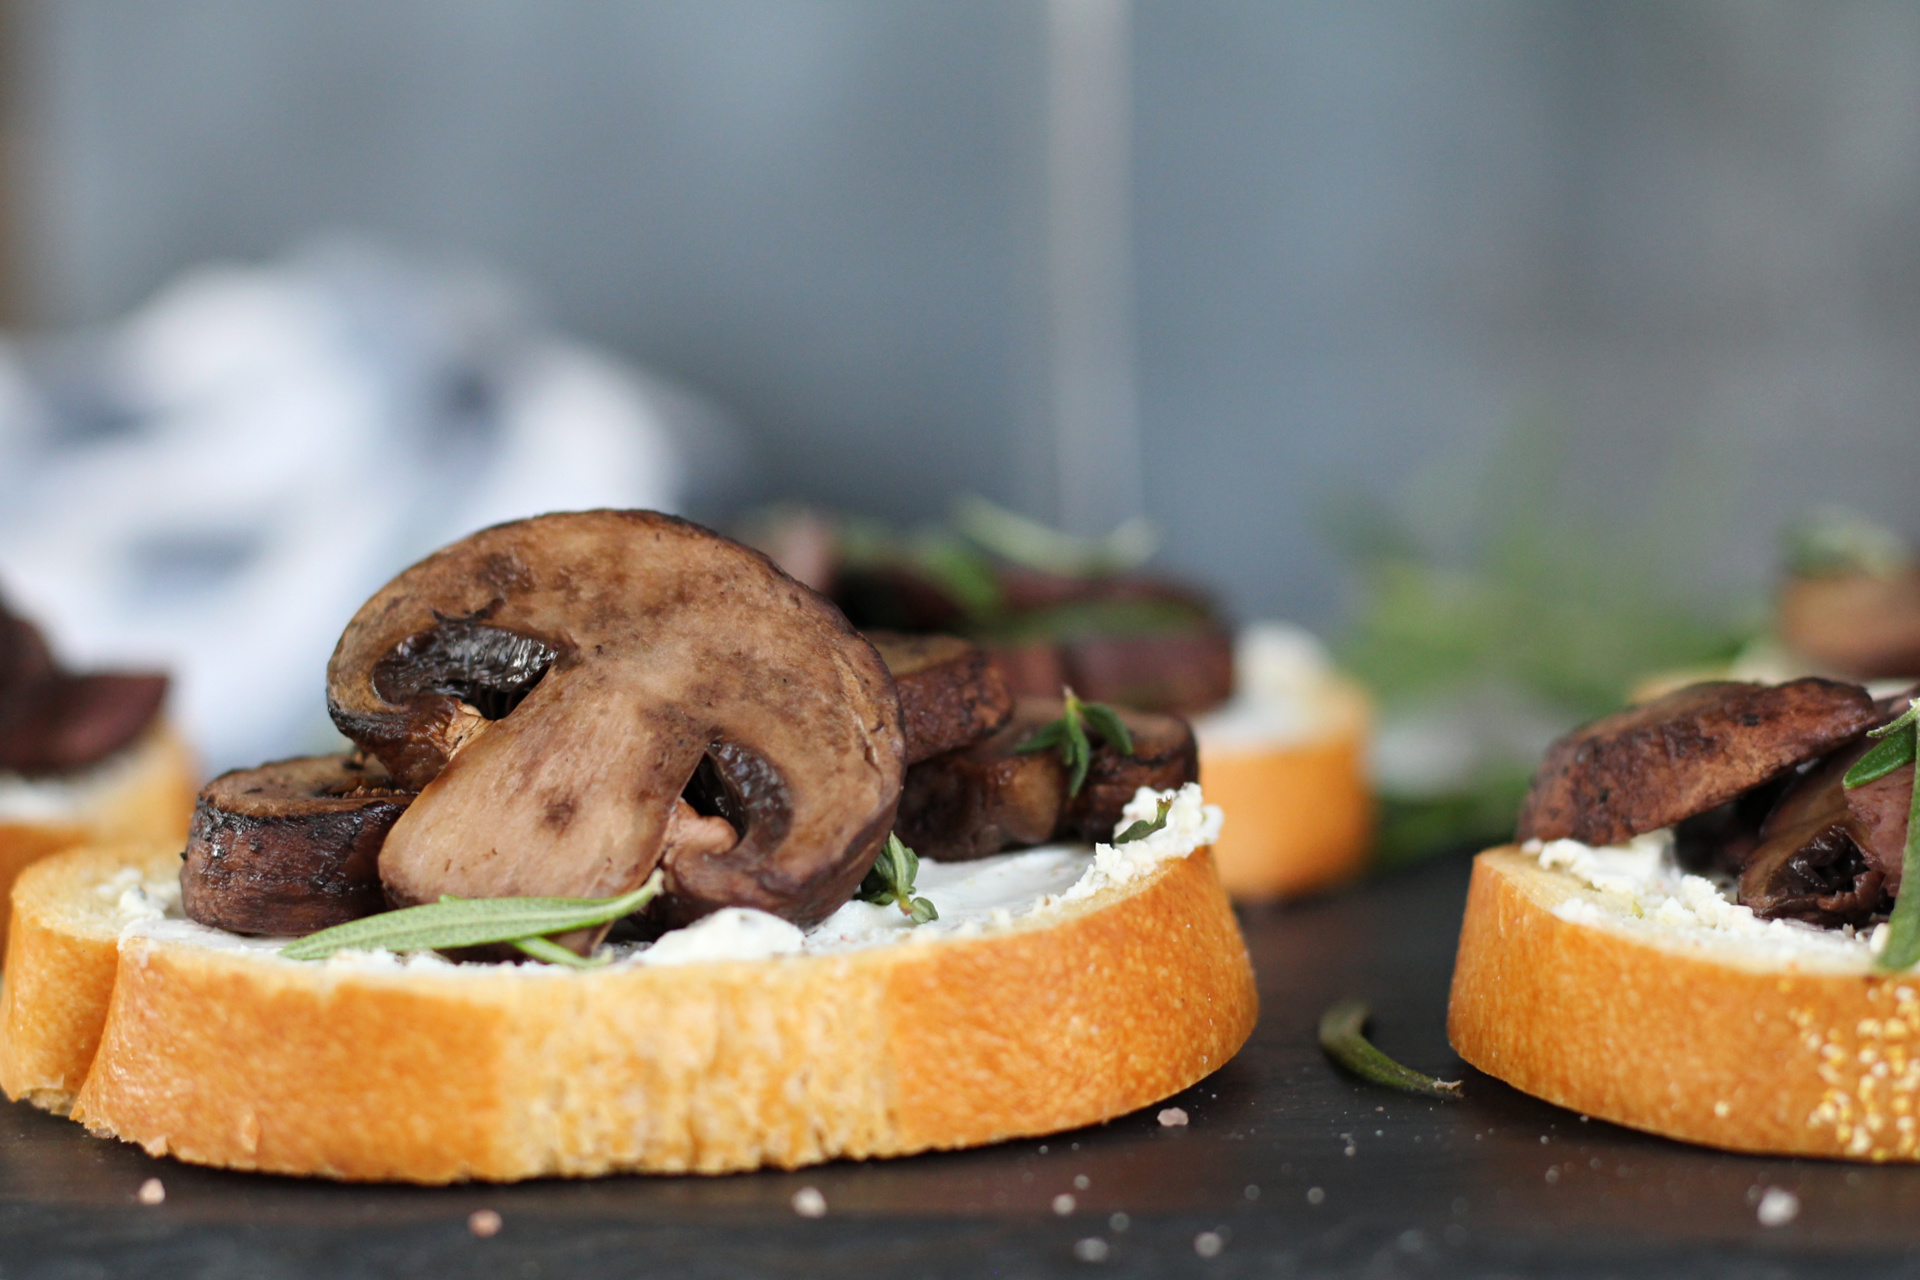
left=1450, top=846, right=1920, bottom=1160
left=1198, top=680, right=1371, bottom=900
left=0, top=724, right=196, bottom=961
left=6, top=840, right=1255, bottom=1181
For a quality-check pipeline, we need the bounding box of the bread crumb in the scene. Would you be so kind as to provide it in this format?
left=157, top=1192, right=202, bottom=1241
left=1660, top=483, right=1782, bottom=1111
left=1072, top=1238, right=1109, bottom=1262
left=136, top=1178, right=165, bottom=1206
left=1052, top=1193, right=1076, bottom=1216
left=1194, top=1231, right=1224, bottom=1258
left=467, top=1209, right=502, bottom=1238
left=1756, top=1187, right=1799, bottom=1228
left=1157, top=1107, right=1188, bottom=1127
left=791, top=1187, right=827, bottom=1219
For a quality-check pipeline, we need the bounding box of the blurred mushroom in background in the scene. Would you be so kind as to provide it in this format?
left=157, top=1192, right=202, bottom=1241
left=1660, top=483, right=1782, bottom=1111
left=0, top=237, right=750, bottom=772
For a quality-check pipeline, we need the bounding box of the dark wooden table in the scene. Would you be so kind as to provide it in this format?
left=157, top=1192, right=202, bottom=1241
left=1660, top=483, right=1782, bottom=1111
left=6, top=854, right=1920, bottom=1279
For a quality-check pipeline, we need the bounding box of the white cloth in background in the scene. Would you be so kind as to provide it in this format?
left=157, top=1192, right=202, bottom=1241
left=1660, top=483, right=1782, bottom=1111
left=0, top=238, right=741, bottom=772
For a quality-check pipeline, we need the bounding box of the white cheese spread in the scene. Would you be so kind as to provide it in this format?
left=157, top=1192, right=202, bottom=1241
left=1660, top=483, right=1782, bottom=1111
left=120, top=783, right=1223, bottom=974
left=0, top=739, right=150, bottom=823
left=1524, top=830, right=1885, bottom=971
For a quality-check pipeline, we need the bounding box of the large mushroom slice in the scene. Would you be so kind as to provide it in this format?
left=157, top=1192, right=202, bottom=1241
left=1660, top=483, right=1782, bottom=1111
left=1516, top=678, right=1878, bottom=847
left=327, top=511, right=904, bottom=936
left=181, top=754, right=411, bottom=936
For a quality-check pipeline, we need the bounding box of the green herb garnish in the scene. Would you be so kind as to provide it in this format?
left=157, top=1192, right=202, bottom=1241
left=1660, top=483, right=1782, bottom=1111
left=952, top=495, right=1157, bottom=579
left=1113, top=796, right=1174, bottom=845
left=1317, top=999, right=1462, bottom=1099
left=1846, top=700, right=1920, bottom=971
left=1016, top=688, right=1134, bottom=797
left=279, top=871, right=664, bottom=963
left=858, top=833, right=937, bottom=924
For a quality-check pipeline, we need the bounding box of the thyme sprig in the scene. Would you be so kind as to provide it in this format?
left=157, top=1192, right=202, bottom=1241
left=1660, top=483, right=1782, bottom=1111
left=1016, top=688, right=1135, bottom=797
left=858, top=833, right=937, bottom=924
left=279, top=871, right=664, bottom=963
left=1113, top=796, right=1174, bottom=845
left=1318, top=999, right=1463, bottom=1099
left=1846, top=699, right=1920, bottom=971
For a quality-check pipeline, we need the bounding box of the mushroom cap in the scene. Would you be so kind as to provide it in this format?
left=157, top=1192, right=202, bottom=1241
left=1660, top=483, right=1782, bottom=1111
left=327, top=510, right=904, bottom=929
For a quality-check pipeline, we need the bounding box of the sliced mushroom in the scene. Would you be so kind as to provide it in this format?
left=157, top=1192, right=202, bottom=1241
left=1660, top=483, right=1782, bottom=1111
left=1515, top=679, right=1878, bottom=847
left=181, top=754, right=411, bottom=935
left=0, top=596, right=167, bottom=776
left=327, top=511, right=904, bottom=939
left=895, top=697, right=1198, bottom=860
left=895, top=714, right=1067, bottom=862
left=865, top=631, right=1012, bottom=763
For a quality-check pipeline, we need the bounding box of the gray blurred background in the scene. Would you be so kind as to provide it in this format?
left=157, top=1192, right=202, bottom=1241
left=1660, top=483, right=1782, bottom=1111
left=4, top=0, right=1917, bottom=631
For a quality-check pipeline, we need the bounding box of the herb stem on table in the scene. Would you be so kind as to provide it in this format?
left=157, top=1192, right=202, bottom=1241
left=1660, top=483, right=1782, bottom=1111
left=1848, top=699, right=1920, bottom=971
left=1318, top=999, right=1463, bottom=1099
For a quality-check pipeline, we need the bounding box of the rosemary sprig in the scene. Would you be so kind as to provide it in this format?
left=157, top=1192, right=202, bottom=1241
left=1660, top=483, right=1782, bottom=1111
left=1016, top=688, right=1134, bottom=797
left=857, top=833, right=937, bottom=924
left=1112, top=796, right=1174, bottom=845
left=1318, top=999, right=1463, bottom=1099
left=279, top=871, right=665, bottom=962
left=1848, top=700, right=1920, bottom=971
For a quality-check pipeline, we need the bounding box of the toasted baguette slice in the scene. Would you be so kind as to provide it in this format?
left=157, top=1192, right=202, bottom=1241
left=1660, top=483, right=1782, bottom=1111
left=1196, top=668, right=1372, bottom=901
left=1451, top=846, right=1920, bottom=1161
left=4, top=833, right=1255, bottom=1182
left=0, top=724, right=196, bottom=960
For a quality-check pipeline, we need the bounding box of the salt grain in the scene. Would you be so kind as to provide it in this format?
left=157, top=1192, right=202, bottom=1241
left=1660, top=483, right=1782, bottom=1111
left=1053, top=1193, right=1077, bottom=1216
left=1073, top=1237, right=1109, bottom=1262
left=1307, top=1187, right=1325, bottom=1205
left=467, top=1209, right=502, bottom=1238
left=1194, top=1231, right=1223, bottom=1258
left=1158, top=1107, right=1189, bottom=1127
left=792, top=1187, right=828, bottom=1219
left=136, top=1178, right=165, bottom=1206
left=1756, top=1187, right=1799, bottom=1228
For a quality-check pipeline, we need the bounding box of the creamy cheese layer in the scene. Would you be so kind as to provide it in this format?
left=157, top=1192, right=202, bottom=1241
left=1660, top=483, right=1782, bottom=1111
left=118, top=783, right=1223, bottom=975
left=0, top=739, right=151, bottom=823
left=1524, top=831, right=1889, bottom=971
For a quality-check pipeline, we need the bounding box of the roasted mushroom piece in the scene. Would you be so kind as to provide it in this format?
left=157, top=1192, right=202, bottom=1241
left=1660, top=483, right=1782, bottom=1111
left=896, top=697, right=1197, bottom=861
left=327, top=511, right=905, bottom=941
left=865, top=631, right=1012, bottom=764
left=1516, top=679, right=1878, bottom=847
left=0, top=594, right=168, bottom=776
left=181, top=754, right=411, bottom=935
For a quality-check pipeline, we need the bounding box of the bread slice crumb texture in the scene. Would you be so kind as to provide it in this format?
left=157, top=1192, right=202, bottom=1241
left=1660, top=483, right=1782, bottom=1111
left=7, top=829, right=1255, bottom=1181
left=1451, top=847, right=1920, bottom=1161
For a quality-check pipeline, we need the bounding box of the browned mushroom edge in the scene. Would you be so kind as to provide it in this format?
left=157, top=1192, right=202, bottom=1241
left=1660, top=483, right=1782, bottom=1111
left=181, top=753, right=411, bottom=936
left=325, top=510, right=905, bottom=949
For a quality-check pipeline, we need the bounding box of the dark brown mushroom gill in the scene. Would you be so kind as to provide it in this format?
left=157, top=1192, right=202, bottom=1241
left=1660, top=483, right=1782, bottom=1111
left=327, top=511, right=905, bottom=941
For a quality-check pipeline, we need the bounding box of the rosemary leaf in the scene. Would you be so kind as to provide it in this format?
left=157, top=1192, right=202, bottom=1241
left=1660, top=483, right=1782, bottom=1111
left=1113, top=796, right=1175, bottom=845
left=1318, top=999, right=1463, bottom=1099
left=1846, top=730, right=1917, bottom=790
left=512, top=935, right=611, bottom=968
left=1876, top=721, right=1920, bottom=972
left=280, top=871, right=665, bottom=961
